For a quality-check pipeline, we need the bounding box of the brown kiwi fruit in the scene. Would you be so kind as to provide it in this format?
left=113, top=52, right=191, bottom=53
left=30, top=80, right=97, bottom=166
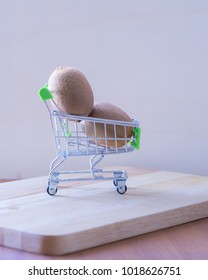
left=81, top=102, right=133, bottom=148
left=48, top=66, right=94, bottom=116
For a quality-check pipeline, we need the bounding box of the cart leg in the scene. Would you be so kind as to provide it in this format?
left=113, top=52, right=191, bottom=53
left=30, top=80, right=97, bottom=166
left=90, top=153, right=104, bottom=178
left=47, top=155, right=65, bottom=195
left=49, top=155, right=65, bottom=172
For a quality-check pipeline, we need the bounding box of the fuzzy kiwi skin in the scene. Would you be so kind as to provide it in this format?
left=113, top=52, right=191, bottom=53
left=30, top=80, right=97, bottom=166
left=48, top=66, right=94, bottom=116
left=81, top=102, right=133, bottom=148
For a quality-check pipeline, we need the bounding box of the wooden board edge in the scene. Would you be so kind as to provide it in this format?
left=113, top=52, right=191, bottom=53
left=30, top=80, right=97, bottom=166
left=2, top=201, right=206, bottom=256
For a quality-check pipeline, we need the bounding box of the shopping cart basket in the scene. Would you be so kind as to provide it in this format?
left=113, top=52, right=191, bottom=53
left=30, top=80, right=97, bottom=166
left=38, top=85, right=141, bottom=195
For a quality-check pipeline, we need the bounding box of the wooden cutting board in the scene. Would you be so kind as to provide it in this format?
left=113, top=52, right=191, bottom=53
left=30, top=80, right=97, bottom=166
left=0, top=166, right=208, bottom=255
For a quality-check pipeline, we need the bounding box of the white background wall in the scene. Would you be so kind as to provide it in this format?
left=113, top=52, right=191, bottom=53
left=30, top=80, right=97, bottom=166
left=0, top=0, right=208, bottom=179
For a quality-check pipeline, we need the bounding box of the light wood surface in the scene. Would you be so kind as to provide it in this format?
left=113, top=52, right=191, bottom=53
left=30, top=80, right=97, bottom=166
left=1, top=217, right=208, bottom=260
left=0, top=167, right=208, bottom=258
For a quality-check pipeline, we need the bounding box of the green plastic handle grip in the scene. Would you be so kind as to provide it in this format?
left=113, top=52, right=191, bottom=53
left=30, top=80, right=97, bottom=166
left=130, top=127, right=141, bottom=150
left=38, top=84, right=53, bottom=100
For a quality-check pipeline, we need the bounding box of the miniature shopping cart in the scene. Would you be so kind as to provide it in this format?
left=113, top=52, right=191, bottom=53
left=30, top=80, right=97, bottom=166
left=38, top=85, right=141, bottom=195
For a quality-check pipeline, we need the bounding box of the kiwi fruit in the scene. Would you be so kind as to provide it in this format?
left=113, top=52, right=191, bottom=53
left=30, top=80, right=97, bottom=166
left=81, top=102, right=133, bottom=148
left=48, top=66, right=94, bottom=116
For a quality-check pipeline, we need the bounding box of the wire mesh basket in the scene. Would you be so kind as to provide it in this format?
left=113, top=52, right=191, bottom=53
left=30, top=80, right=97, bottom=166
left=38, top=85, right=141, bottom=195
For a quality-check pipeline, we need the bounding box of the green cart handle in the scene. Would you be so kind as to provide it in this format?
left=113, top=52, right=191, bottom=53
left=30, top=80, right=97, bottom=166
left=130, top=127, right=141, bottom=150
left=38, top=84, right=53, bottom=100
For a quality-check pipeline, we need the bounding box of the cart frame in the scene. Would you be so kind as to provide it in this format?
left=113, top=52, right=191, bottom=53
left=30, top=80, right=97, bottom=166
left=38, top=85, right=141, bottom=195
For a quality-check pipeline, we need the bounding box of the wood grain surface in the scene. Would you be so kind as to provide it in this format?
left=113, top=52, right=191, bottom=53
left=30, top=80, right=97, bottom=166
left=0, top=167, right=208, bottom=258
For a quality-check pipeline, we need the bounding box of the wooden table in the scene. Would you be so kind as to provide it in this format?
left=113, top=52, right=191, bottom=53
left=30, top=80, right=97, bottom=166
left=1, top=168, right=208, bottom=260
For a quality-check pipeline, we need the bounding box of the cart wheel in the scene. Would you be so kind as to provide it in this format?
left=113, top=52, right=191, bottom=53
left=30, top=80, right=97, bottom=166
left=117, top=185, right=127, bottom=195
left=113, top=180, right=118, bottom=187
left=47, top=179, right=58, bottom=196
left=47, top=186, right=57, bottom=196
